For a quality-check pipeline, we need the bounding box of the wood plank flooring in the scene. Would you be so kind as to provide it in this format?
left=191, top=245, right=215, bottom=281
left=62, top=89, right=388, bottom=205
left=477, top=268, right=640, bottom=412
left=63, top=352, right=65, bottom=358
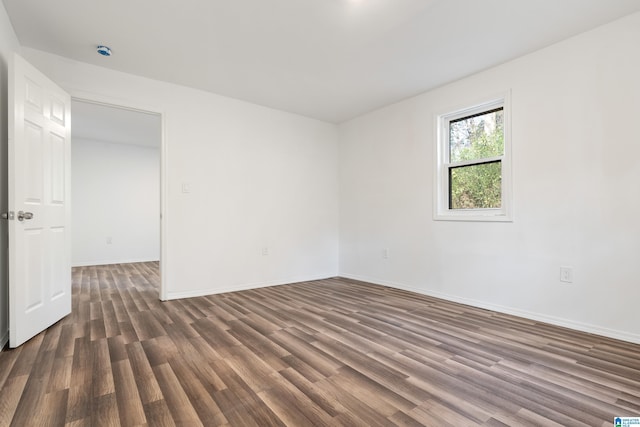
left=1, top=262, right=639, bottom=426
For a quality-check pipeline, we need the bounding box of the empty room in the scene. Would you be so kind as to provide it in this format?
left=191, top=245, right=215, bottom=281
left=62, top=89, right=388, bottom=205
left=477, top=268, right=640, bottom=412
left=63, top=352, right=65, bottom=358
left=0, top=1, right=639, bottom=426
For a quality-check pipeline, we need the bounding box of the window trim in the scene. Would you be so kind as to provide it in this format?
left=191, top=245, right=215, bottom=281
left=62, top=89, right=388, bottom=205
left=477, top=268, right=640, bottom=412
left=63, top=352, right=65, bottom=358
left=434, top=91, right=513, bottom=222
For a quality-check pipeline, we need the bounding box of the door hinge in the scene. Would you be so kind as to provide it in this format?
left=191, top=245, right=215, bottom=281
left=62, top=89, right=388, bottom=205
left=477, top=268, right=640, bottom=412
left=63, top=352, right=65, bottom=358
left=1, top=211, right=14, bottom=220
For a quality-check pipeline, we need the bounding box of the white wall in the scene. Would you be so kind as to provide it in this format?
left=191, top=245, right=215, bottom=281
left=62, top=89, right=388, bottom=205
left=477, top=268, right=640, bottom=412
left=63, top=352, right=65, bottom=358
left=72, top=138, right=160, bottom=266
left=0, top=4, right=21, bottom=348
left=339, top=12, right=640, bottom=343
left=22, top=47, right=339, bottom=299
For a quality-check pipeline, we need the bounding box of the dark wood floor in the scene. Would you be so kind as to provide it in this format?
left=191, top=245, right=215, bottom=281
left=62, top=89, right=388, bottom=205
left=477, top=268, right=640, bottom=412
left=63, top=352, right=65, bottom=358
left=0, top=262, right=638, bottom=426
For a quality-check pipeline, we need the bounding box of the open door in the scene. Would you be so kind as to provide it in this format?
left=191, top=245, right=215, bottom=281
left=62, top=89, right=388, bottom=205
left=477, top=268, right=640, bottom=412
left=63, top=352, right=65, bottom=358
left=8, top=54, right=71, bottom=347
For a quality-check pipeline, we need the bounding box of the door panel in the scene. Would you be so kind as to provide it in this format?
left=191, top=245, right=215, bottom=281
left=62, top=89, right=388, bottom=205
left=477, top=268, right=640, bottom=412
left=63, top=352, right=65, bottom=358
left=9, top=54, right=71, bottom=347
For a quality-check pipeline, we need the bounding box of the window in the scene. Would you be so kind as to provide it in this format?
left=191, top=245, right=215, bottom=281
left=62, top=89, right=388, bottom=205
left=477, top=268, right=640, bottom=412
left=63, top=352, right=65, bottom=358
left=434, top=93, right=512, bottom=221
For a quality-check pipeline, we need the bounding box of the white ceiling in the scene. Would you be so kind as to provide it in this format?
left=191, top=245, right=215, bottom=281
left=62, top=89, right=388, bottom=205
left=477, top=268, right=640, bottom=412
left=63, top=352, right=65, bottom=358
left=71, top=100, right=161, bottom=148
left=5, top=0, right=640, bottom=123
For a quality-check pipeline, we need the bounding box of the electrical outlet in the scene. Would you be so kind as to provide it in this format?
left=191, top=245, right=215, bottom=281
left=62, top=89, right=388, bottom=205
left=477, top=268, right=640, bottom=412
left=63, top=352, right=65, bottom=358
left=560, top=266, right=573, bottom=283
left=383, top=248, right=389, bottom=259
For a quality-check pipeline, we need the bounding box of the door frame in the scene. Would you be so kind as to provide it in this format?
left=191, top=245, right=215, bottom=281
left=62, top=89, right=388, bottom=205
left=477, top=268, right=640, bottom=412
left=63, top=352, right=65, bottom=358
left=70, top=92, right=168, bottom=300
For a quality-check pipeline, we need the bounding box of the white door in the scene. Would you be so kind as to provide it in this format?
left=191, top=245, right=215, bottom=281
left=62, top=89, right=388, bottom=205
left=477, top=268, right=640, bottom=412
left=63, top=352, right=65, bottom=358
left=8, top=54, right=71, bottom=348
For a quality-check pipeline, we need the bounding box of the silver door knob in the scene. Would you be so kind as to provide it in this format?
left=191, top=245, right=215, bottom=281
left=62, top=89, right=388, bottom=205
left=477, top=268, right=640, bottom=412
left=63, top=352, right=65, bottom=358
left=17, top=211, right=33, bottom=221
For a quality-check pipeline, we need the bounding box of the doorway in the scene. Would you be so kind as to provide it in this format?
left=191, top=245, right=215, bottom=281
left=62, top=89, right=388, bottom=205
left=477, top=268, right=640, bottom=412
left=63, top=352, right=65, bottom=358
left=70, top=99, right=164, bottom=297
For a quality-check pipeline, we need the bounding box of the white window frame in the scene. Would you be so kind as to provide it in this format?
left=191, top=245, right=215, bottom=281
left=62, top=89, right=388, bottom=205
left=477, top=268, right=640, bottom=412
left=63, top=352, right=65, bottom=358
left=434, top=91, right=512, bottom=222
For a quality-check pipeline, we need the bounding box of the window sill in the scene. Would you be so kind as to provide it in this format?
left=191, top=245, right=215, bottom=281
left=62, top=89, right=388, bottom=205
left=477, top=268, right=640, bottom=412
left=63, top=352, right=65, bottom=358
left=434, top=209, right=513, bottom=222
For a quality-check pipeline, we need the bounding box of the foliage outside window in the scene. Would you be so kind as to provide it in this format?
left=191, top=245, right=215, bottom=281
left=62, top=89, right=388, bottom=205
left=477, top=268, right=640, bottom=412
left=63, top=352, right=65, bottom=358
left=435, top=93, right=512, bottom=221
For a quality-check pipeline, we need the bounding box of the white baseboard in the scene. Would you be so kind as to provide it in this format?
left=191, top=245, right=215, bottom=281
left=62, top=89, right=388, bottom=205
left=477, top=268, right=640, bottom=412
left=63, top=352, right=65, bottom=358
left=339, top=273, right=640, bottom=345
left=165, top=274, right=336, bottom=301
left=72, top=258, right=160, bottom=267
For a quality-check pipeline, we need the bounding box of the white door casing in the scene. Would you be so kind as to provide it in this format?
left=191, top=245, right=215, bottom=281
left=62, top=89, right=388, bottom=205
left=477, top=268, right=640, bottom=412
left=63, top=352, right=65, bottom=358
left=9, top=54, right=71, bottom=348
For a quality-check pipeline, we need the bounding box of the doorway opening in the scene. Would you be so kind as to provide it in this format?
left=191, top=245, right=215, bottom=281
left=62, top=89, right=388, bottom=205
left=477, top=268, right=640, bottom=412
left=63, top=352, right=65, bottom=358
left=70, top=99, right=165, bottom=298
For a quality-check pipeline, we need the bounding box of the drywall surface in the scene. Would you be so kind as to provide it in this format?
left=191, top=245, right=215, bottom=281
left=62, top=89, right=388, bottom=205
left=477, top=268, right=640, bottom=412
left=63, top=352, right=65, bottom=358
left=0, top=3, right=21, bottom=348
left=23, top=47, right=339, bottom=299
left=72, top=138, right=160, bottom=266
left=338, top=12, right=640, bottom=343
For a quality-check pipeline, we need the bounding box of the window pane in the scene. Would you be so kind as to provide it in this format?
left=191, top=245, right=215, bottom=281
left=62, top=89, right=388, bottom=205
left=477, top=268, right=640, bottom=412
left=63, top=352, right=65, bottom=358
left=449, top=108, right=503, bottom=163
left=449, top=161, right=501, bottom=209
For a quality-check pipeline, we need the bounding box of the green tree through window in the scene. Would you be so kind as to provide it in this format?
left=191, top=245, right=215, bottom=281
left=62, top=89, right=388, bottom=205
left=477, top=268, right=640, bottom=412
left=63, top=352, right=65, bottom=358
left=448, top=108, right=504, bottom=209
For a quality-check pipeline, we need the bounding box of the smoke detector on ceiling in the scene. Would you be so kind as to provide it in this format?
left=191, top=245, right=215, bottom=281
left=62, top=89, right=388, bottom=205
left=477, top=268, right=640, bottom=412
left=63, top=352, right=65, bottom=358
left=96, top=45, right=112, bottom=57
